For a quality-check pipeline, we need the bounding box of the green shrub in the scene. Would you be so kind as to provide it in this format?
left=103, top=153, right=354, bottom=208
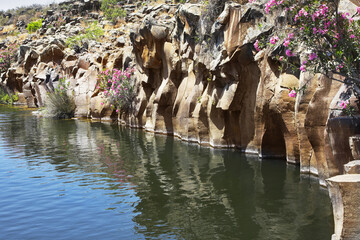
left=0, top=15, right=9, bottom=26
left=101, top=0, right=127, bottom=24
left=0, top=87, right=18, bottom=105
left=45, top=78, right=75, bottom=118
left=26, top=19, right=42, bottom=33
left=65, top=21, right=104, bottom=48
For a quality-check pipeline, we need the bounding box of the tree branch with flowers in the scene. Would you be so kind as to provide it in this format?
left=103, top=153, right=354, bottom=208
left=250, top=0, right=360, bottom=112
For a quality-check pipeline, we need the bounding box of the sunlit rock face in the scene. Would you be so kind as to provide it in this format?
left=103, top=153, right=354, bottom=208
left=327, top=174, right=360, bottom=240
left=1, top=0, right=359, bottom=187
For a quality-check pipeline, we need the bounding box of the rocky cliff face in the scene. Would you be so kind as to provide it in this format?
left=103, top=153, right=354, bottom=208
left=1, top=0, right=359, bottom=186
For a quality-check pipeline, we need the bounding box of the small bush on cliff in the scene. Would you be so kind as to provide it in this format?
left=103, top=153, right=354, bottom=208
left=0, top=43, right=18, bottom=73
left=97, top=68, right=135, bottom=113
left=26, top=19, right=42, bottom=33
left=101, top=0, right=127, bottom=24
left=46, top=78, right=75, bottom=118
left=66, top=21, right=104, bottom=49
left=0, top=87, right=18, bottom=105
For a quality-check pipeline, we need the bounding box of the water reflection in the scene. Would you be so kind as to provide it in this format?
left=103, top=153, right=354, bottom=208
left=0, top=106, right=333, bottom=239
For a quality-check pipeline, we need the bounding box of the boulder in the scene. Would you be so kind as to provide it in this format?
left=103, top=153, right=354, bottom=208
left=24, top=49, right=39, bottom=73
left=39, top=45, right=65, bottom=64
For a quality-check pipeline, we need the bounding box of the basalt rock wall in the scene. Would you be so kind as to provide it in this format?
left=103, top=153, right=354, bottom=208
left=1, top=0, right=359, bottom=185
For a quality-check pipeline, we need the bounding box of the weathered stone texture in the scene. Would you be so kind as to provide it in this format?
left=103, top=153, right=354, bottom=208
left=327, top=174, right=360, bottom=240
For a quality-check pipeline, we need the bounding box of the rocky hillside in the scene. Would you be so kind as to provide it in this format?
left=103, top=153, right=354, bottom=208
left=0, top=0, right=359, bottom=186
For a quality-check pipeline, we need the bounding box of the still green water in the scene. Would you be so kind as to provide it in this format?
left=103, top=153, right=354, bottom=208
left=0, top=106, right=333, bottom=239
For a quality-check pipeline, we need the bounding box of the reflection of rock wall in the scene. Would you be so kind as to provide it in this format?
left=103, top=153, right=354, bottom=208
left=1, top=1, right=359, bottom=185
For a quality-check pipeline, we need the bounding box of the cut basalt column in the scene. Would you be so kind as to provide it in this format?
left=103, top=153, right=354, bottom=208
left=349, top=135, right=360, bottom=160
left=326, top=174, right=360, bottom=240
left=344, top=160, right=360, bottom=174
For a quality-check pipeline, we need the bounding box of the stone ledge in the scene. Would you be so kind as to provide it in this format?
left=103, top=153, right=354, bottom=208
left=344, top=160, right=360, bottom=174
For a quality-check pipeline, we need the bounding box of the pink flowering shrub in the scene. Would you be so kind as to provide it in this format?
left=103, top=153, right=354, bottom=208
left=339, top=100, right=356, bottom=116
left=250, top=0, right=360, bottom=110
left=97, top=68, right=136, bottom=112
left=0, top=43, right=18, bottom=73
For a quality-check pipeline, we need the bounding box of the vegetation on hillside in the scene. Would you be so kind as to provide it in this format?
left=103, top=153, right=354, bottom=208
left=65, top=21, right=104, bottom=49
left=26, top=19, right=43, bottom=33
left=0, top=43, right=18, bottom=73
left=101, top=0, right=127, bottom=24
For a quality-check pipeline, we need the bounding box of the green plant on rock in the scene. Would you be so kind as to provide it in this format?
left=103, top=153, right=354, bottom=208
left=101, top=0, right=127, bottom=24
left=65, top=21, right=104, bottom=49
left=45, top=78, right=75, bottom=118
left=0, top=87, right=18, bottom=105
left=97, top=68, right=136, bottom=113
left=26, top=19, right=43, bottom=33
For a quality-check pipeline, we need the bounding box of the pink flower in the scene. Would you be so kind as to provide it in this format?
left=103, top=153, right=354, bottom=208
left=270, top=36, right=279, bottom=44
left=350, top=34, right=355, bottom=39
left=298, top=8, right=308, bottom=17
left=279, top=56, right=283, bottom=61
left=100, top=102, right=104, bottom=105
left=285, top=49, right=293, bottom=57
left=308, top=53, right=317, bottom=61
left=288, top=90, right=296, bottom=98
left=283, top=39, right=290, bottom=47
left=254, top=40, right=261, bottom=51
left=339, top=100, right=349, bottom=109
left=300, top=65, right=306, bottom=72
left=336, top=64, right=344, bottom=71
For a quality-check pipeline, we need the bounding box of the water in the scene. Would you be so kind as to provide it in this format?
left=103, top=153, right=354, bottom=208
left=0, top=106, right=333, bottom=240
